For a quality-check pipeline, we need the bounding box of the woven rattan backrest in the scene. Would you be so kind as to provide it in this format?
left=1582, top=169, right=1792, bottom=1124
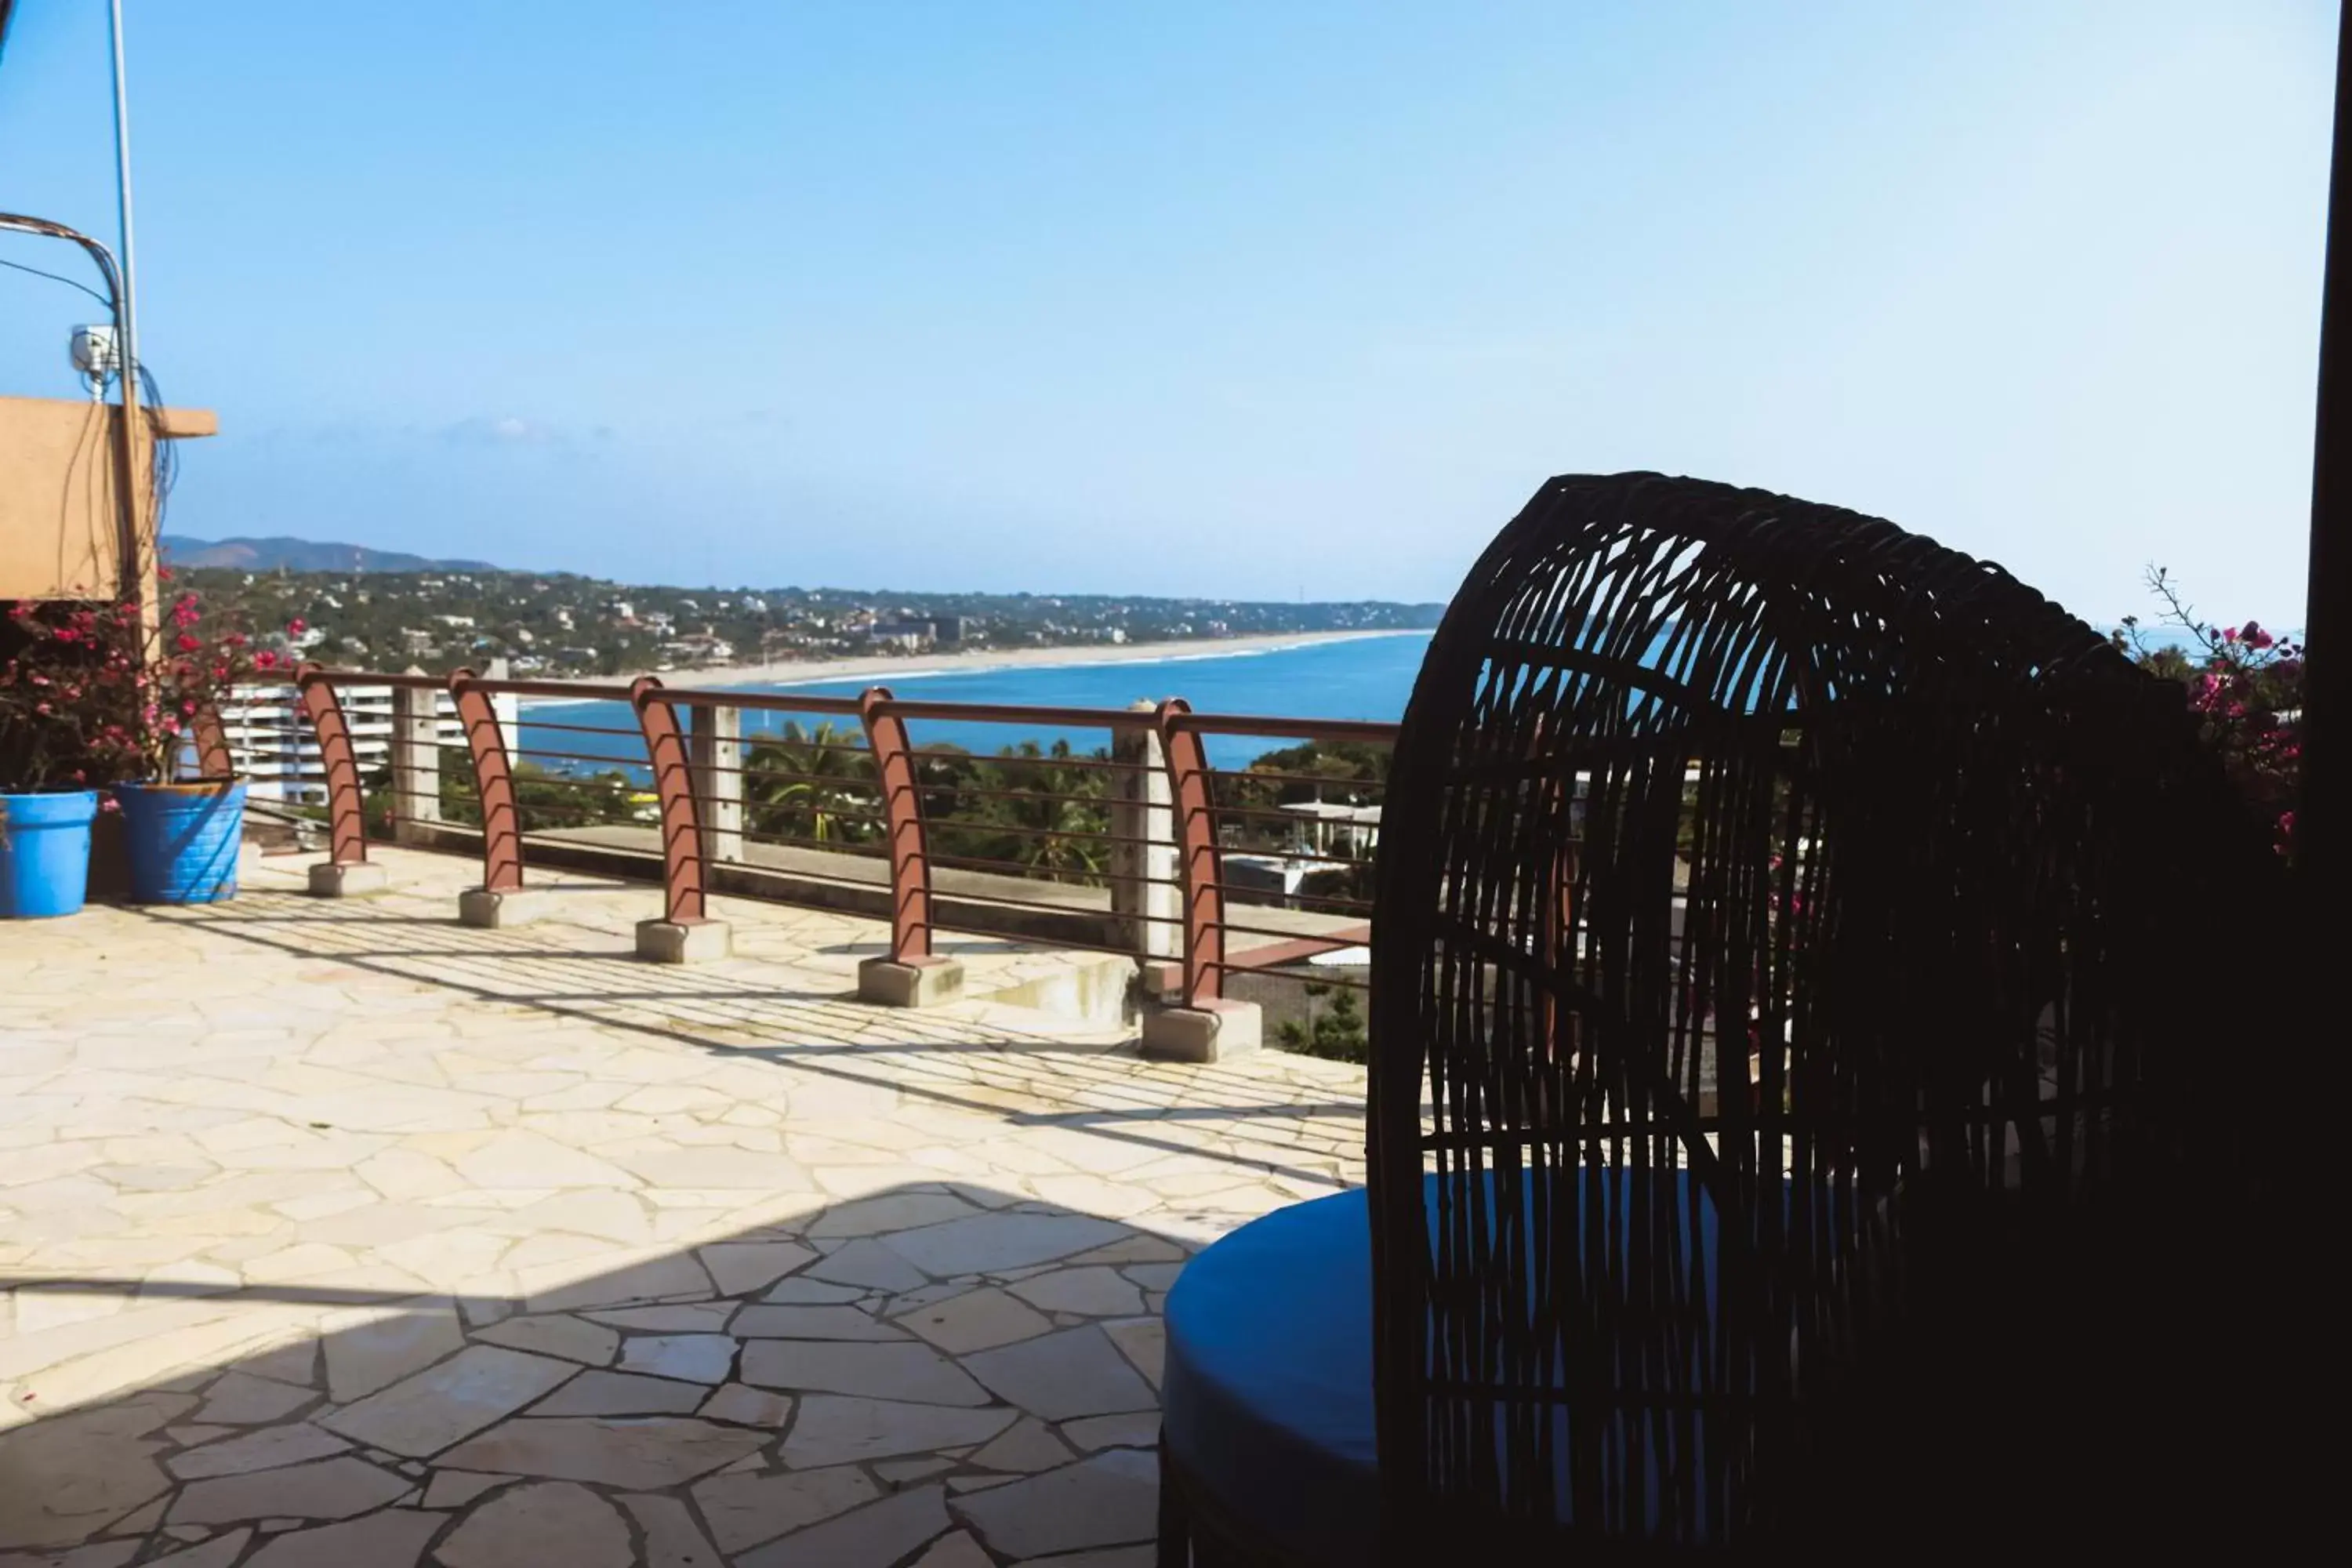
left=1366, top=474, right=2241, bottom=1549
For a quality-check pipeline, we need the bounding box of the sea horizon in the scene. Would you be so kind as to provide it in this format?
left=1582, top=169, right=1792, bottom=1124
left=514, top=626, right=1427, bottom=710
left=517, top=630, right=1436, bottom=776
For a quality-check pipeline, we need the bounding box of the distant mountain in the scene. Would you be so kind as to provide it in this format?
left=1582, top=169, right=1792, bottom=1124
left=161, top=535, right=499, bottom=573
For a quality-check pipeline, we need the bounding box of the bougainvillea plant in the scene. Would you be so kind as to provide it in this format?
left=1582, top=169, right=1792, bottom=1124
left=1, top=571, right=289, bottom=794
left=2113, top=566, right=2303, bottom=858
left=0, top=598, right=144, bottom=793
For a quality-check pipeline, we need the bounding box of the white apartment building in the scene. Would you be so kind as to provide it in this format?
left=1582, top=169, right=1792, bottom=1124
left=219, top=684, right=521, bottom=804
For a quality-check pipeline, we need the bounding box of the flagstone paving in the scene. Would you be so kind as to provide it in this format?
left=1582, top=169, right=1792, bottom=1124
left=0, top=847, right=1365, bottom=1566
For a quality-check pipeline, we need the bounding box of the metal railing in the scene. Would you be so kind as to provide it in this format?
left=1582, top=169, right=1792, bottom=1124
left=285, top=664, right=1396, bottom=1013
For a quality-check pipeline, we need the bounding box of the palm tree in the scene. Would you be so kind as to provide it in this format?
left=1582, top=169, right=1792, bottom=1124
left=983, top=739, right=1112, bottom=882
left=911, top=739, right=1116, bottom=884
left=746, top=720, right=875, bottom=845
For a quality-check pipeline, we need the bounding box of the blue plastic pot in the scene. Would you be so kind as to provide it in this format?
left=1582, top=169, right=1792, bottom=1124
left=0, top=789, right=100, bottom=918
left=114, top=781, right=246, bottom=904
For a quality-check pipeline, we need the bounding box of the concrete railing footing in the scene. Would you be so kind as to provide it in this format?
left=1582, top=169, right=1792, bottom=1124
left=458, top=888, right=547, bottom=928
left=637, top=917, right=731, bottom=964
left=858, top=955, right=964, bottom=1007
left=307, top=862, right=389, bottom=898
left=1141, top=998, right=1262, bottom=1063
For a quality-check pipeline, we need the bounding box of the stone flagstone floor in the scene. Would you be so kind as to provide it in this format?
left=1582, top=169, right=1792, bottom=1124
left=0, top=848, right=1367, bottom=1567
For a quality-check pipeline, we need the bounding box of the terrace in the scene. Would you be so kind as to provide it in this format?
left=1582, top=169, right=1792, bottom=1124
left=1, top=2, right=2335, bottom=1553
left=1, top=840, right=1367, bottom=1564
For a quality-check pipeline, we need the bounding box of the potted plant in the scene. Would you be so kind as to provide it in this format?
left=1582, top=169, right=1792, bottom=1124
left=110, top=582, right=277, bottom=905
left=0, top=599, right=145, bottom=917
left=2, top=579, right=288, bottom=912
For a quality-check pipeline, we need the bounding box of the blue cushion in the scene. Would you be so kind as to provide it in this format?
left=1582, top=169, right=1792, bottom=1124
left=1163, top=1167, right=1799, bottom=1561
left=1163, top=1185, right=1385, bottom=1563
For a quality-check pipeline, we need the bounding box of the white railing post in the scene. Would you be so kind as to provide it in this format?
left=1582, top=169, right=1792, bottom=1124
left=689, top=702, right=745, bottom=865
left=1112, top=700, right=1181, bottom=967
left=390, top=668, right=441, bottom=844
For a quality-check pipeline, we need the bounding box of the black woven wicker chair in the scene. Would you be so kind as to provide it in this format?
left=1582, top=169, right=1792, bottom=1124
left=1158, top=474, right=2267, bottom=1563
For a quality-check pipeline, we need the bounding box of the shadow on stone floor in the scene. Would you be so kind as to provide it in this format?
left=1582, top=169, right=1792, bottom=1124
left=151, top=894, right=1102, bottom=1036
left=140, top=897, right=1363, bottom=1193
left=0, top=1180, right=1184, bottom=1567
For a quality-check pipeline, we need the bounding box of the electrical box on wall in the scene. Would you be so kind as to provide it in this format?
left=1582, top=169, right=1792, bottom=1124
left=71, top=324, right=121, bottom=386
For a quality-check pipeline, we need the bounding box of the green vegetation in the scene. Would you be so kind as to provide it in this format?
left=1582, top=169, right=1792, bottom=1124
left=172, top=560, right=1442, bottom=682
left=744, top=722, right=875, bottom=848
left=925, top=741, right=1112, bottom=882
left=733, top=723, right=1116, bottom=883
left=1276, top=982, right=1369, bottom=1062
left=358, top=751, right=641, bottom=837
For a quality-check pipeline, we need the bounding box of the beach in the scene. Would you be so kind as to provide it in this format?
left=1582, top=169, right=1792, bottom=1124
left=517, top=626, right=1425, bottom=702
left=514, top=627, right=1432, bottom=768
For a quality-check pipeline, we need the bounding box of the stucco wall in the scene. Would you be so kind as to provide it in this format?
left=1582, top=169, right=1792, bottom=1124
left=0, top=394, right=214, bottom=601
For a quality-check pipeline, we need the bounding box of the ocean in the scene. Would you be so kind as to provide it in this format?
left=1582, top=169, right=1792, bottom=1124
left=517, top=631, right=1435, bottom=777
left=515, top=615, right=2213, bottom=783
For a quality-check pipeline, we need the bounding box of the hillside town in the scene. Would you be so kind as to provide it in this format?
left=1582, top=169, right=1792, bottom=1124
left=165, top=560, right=1445, bottom=678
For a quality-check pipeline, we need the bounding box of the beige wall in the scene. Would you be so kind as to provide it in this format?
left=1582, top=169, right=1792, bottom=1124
left=0, top=394, right=216, bottom=602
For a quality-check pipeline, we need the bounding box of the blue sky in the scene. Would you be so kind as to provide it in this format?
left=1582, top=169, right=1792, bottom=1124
left=0, top=2, right=2335, bottom=622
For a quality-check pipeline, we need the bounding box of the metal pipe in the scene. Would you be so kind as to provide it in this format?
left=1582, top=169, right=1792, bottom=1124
left=630, top=676, right=708, bottom=924
left=293, top=665, right=368, bottom=866
left=107, top=0, right=139, bottom=385
left=1165, top=711, right=1403, bottom=742
left=658, top=686, right=866, bottom=717
left=104, top=0, right=151, bottom=618
left=451, top=670, right=524, bottom=892
left=304, top=668, right=448, bottom=691
left=516, top=719, right=658, bottom=737
left=0, top=213, right=139, bottom=604
left=875, top=697, right=1142, bottom=728
left=858, top=687, right=933, bottom=962
left=906, top=749, right=1152, bottom=775
left=1158, top=697, right=1226, bottom=1005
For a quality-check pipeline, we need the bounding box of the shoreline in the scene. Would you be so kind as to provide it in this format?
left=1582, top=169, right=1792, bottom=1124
left=516, top=627, right=1428, bottom=706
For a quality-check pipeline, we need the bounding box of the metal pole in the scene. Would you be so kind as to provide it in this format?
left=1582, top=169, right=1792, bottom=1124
left=107, top=0, right=138, bottom=383
left=104, top=1, right=153, bottom=625
left=0, top=210, right=143, bottom=611
left=2300, top=0, right=2348, bottom=902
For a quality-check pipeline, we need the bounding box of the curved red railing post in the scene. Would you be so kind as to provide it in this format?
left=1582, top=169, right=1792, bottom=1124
left=295, top=665, right=367, bottom=865
left=450, top=669, right=523, bottom=892
left=858, top=687, right=931, bottom=963
left=631, top=676, right=706, bottom=924
left=191, top=703, right=234, bottom=782
left=1157, top=699, right=1224, bottom=1005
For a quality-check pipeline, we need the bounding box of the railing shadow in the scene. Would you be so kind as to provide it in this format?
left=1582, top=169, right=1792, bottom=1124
left=138, top=890, right=1365, bottom=1192
left=0, top=1181, right=1179, bottom=1562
